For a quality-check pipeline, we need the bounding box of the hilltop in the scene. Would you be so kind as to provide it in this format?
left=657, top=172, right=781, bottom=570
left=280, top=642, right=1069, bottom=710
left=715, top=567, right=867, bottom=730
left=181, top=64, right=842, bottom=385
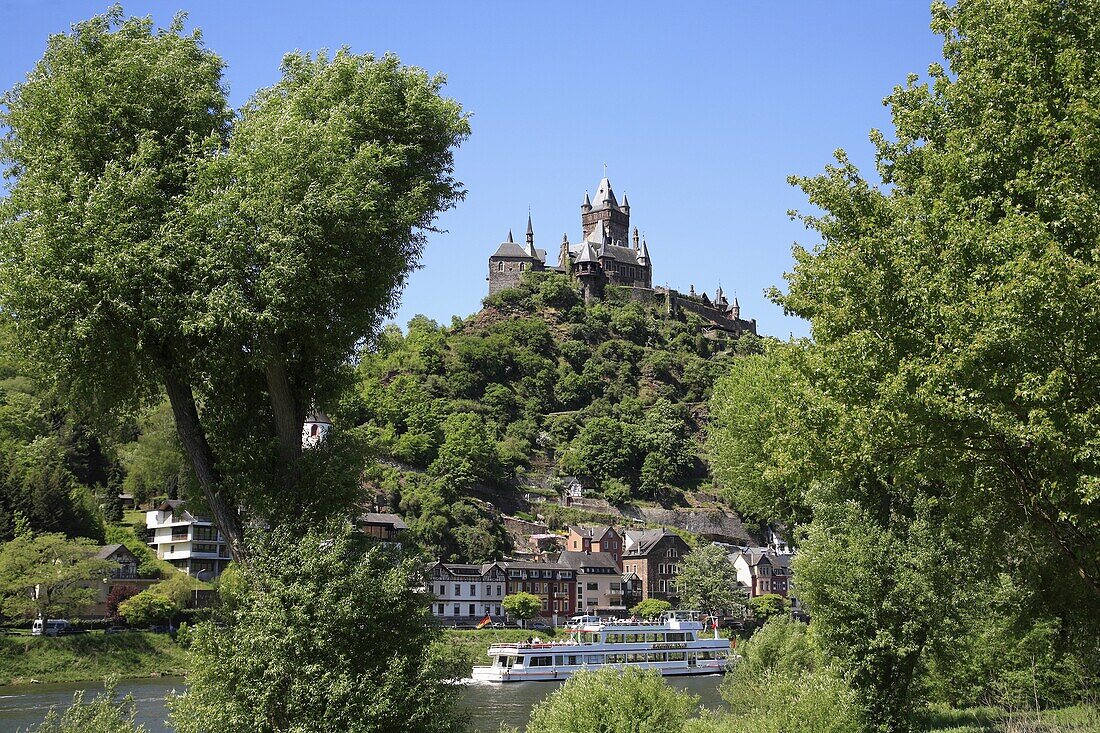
left=347, top=271, right=772, bottom=563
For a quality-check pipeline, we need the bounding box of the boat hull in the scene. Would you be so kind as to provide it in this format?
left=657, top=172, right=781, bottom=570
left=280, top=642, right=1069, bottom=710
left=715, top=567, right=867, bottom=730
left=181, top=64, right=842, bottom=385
left=470, top=659, right=730, bottom=683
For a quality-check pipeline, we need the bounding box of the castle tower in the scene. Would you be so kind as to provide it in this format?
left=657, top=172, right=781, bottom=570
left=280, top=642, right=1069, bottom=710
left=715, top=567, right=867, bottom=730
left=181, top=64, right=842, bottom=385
left=558, top=233, right=571, bottom=272
left=730, top=296, right=740, bottom=320
left=581, top=177, right=629, bottom=245
left=573, top=241, right=605, bottom=305
left=525, top=215, right=537, bottom=258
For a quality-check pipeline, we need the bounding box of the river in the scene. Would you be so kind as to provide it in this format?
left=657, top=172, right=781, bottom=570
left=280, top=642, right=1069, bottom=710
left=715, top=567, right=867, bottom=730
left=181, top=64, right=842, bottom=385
left=0, top=675, right=727, bottom=731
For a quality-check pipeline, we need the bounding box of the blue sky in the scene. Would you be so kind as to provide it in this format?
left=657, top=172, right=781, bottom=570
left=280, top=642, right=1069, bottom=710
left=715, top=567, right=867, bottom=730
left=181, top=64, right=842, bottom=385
left=1, top=2, right=946, bottom=339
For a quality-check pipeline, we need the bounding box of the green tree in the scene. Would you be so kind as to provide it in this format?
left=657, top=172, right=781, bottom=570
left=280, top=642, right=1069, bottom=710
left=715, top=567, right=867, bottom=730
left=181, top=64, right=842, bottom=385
left=525, top=667, right=697, bottom=733
left=117, top=591, right=178, bottom=627
left=502, top=592, right=542, bottom=625
left=170, top=521, right=462, bottom=733
left=0, top=532, right=115, bottom=619
left=630, top=598, right=672, bottom=619
left=748, top=594, right=790, bottom=622
left=429, top=412, right=498, bottom=488
left=117, top=401, right=189, bottom=507
left=677, top=544, right=746, bottom=617
left=0, top=9, right=469, bottom=558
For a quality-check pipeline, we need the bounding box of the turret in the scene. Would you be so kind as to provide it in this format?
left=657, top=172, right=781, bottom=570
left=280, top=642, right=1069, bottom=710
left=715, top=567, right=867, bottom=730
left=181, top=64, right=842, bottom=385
left=559, top=233, right=571, bottom=272
left=632, top=227, right=640, bottom=251
left=525, top=215, right=537, bottom=258
left=621, top=193, right=630, bottom=216
left=730, top=296, right=740, bottom=320
left=581, top=191, right=592, bottom=212
left=507, top=229, right=514, bottom=243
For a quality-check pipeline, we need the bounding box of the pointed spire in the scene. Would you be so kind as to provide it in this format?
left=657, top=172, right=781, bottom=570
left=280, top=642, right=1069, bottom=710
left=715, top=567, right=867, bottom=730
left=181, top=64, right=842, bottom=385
left=632, top=227, right=640, bottom=251
left=638, top=238, right=650, bottom=266
left=507, top=230, right=513, bottom=243
left=525, top=213, right=535, bottom=253
left=582, top=191, right=592, bottom=211
left=621, top=193, right=630, bottom=212
left=576, top=241, right=597, bottom=264
left=731, top=296, right=740, bottom=320
left=526, top=213, right=534, bottom=236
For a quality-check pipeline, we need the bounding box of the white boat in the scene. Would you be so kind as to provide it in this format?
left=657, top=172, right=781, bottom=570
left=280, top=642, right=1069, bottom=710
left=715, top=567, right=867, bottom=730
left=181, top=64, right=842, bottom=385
left=470, top=610, right=735, bottom=682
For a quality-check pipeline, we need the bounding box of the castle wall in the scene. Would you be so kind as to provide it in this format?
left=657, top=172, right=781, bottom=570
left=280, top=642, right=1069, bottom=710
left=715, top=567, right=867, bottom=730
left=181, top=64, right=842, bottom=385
left=488, top=258, right=542, bottom=295
left=670, top=293, right=757, bottom=336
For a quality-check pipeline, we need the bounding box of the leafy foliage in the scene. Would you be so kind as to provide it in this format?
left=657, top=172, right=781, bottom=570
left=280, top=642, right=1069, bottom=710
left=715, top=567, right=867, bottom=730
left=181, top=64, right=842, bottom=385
left=677, top=544, right=746, bottom=616
left=709, top=1, right=1100, bottom=729
left=0, top=8, right=470, bottom=556
left=170, top=521, right=464, bottom=733
left=502, top=592, right=542, bottom=622
left=117, top=592, right=177, bottom=627
left=24, top=676, right=146, bottom=733
left=0, top=532, right=115, bottom=619
left=525, top=667, right=698, bottom=733
left=630, top=598, right=671, bottom=619
left=358, top=271, right=767, bottom=509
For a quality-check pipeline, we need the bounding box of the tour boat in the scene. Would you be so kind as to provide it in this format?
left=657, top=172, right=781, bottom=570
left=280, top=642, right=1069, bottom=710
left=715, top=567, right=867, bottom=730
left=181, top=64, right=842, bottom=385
left=470, top=610, right=734, bottom=682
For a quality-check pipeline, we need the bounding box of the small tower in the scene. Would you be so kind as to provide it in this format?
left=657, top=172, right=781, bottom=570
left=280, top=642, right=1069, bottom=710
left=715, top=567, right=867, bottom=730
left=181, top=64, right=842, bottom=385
left=581, top=191, right=592, bottom=213
left=632, top=227, right=640, bottom=251
left=525, top=215, right=537, bottom=258
left=558, top=233, right=571, bottom=273
left=302, top=411, right=332, bottom=448
left=581, top=177, right=629, bottom=243
left=574, top=242, right=605, bottom=305
left=730, top=296, right=740, bottom=320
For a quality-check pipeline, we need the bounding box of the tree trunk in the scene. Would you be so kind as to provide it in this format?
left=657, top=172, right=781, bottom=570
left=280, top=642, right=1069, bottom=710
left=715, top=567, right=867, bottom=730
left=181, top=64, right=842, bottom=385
left=264, top=347, right=303, bottom=494
left=163, top=371, right=249, bottom=564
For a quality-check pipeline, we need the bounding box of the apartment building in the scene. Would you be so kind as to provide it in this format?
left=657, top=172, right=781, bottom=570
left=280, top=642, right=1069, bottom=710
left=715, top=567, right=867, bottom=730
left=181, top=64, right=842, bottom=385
left=503, top=561, right=576, bottom=621
left=557, top=550, right=628, bottom=614
left=622, top=528, right=691, bottom=602
left=732, top=549, right=793, bottom=599
left=564, top=525, right=623, bottom=568
left=146, top=500, right=230, bottom=579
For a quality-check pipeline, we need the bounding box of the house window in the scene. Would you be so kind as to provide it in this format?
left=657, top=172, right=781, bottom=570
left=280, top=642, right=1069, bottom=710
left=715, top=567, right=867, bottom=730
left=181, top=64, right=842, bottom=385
left=469, top=603, right=475, bottom=615
left=470, top=584, right=476, bottom=596
left=438, top=584, right=445, bottom=595
left=437, top=604, right=444, bottom=614
left=453, top=604, right=460, bottom=615
left=519, top=262, right=526, bottom=271
left=497, top=584, right=502, bottom=596
left=497, top=262, right=504, bottom=272
left=454, top=584, right=461, bottom=596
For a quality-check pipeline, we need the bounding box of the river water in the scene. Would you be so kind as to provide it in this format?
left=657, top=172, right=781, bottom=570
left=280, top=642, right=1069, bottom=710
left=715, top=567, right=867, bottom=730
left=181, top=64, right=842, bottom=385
left=0, top=674, right=727, bottom=731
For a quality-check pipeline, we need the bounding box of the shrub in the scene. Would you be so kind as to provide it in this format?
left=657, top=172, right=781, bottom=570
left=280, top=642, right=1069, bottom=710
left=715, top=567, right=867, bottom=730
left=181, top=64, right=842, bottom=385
left=117, top=591, right=177, bottom=627
left=631, top=599, right=672, bottom=619
left=526, top=667, right=697, bottom=733
left=27, top=676, right=145, bottom=732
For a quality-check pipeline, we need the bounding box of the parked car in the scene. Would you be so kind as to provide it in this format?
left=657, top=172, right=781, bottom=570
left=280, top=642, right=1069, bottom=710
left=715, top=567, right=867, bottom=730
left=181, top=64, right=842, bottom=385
left=104, top=626, right=130, bottom=635
left=31, top=619, right=70, bottom=637
left=530, top=621, right=552, bottom=631
left=58, top=626, right=88, bottom=635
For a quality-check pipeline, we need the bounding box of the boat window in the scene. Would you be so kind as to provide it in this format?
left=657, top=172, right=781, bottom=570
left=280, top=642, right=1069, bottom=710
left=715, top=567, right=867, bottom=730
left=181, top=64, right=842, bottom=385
left=585, top=654, right=603, bottom=664
left=700, top=651, right=714, bottom=660
left=529, top=656, right=553, bottom=667
left=667, top=652, right=686, bottom=661
left=647, top=651, right=664, bottom=662
left=606, top=653, right=626, bottom=664
left=716, top=651, right=728, bottom=660
left=627, top=652, right=645, bottom=662
left=554, top=656, right=564, bottom=666
left=567, top=655, right=581, bottom=665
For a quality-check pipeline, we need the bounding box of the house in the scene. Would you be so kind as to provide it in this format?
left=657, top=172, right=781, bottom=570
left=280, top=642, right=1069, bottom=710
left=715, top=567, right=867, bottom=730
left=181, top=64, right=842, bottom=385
left=621, top=570, right=643, bottom=610
left=732, top=549, right=794, bottom=599
left=621, top=528, right=691, bottom=602
left=86, top=544, right=160, bottom=617
left=559, top=475, right=596, bottom=505
left=557, top=550, right=628, bottom=614
left=502, top=561, right=577, bottom=621
left=426, top=561, right=509, bottom=625
left=564, top=525, right=623, bottom=568
left=356, top=513, right=407, bottom=543
left=146, top=500, right=230, bottom=580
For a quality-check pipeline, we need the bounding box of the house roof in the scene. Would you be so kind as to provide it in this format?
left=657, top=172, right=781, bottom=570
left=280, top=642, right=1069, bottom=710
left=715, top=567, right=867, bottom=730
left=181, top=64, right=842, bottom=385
left=737, top=550, right=792, bottom=570
left=567, top=525, right=614, bottom=540
left=358, top=513, right=408, bottom=530
left=557, top=550, right=619, bottom=571
left=501, top=561, right=572, bottom=571
left=95, top=544, right=129, bottom=561
left=490, top=241, right=548, bottom=261
left=591, top=177, right=620, bottom=211
left=623, top=528, right=686, bottom=557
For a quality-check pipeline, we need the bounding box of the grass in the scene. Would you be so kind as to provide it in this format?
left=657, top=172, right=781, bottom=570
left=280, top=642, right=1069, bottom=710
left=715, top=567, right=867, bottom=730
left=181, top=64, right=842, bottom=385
left=917, top=703, right=1100, bottom=732
left=438, top=628, right=556, bottom=675
left=0, top=632, right=190, bottom=686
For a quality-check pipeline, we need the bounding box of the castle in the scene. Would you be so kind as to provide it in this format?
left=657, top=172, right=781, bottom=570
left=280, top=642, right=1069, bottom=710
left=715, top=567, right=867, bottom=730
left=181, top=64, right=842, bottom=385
left=487, top=176, right=757, bottom=338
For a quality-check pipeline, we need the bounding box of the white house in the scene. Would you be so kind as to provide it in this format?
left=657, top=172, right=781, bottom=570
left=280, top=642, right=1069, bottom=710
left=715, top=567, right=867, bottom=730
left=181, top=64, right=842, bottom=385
left=425, top=561, right=508, bottom=624
left=146, top=500, right=230, bottom=579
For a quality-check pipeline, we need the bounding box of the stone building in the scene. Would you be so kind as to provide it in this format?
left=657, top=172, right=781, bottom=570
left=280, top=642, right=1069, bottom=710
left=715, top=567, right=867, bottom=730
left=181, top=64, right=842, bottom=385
left=486, top=175, right=759, bottom=338
left=621, top=528, right=692, bottom=603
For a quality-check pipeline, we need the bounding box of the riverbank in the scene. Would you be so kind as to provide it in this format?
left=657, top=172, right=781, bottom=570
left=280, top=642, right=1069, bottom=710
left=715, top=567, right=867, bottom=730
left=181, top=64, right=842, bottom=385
left=0, top=627, right=535, bottom=686
left=0, top=632, right=189, bottom=686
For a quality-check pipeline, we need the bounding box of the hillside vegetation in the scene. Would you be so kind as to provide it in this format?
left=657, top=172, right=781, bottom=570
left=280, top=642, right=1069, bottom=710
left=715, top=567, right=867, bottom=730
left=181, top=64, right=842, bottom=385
left=345, top=272, right=768, bottom=563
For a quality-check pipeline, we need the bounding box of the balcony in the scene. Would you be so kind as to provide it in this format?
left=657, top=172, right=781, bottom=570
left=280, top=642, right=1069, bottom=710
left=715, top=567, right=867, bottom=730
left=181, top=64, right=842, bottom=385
left=171, top=532, right=189, bottom=542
